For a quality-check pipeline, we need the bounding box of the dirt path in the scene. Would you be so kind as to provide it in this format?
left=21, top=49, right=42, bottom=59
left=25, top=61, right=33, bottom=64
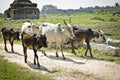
left=0, top=43, right=120, bottom=80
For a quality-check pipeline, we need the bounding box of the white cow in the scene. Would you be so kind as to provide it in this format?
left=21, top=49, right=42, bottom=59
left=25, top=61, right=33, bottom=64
left=21, top=22, right=40, bottom=36
left=40, top=22, right=75, bottom=59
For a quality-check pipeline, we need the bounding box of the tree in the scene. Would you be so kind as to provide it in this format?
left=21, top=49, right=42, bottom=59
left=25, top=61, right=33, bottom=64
left=95, top=6, right=101, bottom=9
left=115, top=3, right=119, bottom=7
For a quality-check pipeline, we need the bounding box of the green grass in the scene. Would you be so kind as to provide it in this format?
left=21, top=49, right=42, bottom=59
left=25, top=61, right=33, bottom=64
left=0, top=12, right=120, bottom=39
left=72, top=47, right=120, bottom=63
left=0, top=56, right=54, bottom=80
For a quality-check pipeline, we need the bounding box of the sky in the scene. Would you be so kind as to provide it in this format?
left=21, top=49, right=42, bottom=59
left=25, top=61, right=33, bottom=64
left=0, top=0, right=120, bottom=13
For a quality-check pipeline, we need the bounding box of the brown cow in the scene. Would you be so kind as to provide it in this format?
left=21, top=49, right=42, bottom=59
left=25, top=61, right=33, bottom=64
left=69, top=26, right=106, bottom=58
left=1, top=27, right=20, bottom=53
left=21, top=32, right=47, bottom=67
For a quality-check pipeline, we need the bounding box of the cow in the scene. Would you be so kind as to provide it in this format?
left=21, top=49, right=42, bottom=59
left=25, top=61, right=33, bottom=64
left=1, top=27, right=20, bottom=53
left=21, top=22, right=47, bottom=67
left=40, top=21, right=75, bottom=59
left=69, top=26, right=106, bottom=58
left=21, top=32, right=47, bottom=67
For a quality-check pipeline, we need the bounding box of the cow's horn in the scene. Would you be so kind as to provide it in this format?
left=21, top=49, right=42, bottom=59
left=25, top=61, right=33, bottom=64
left=63, top=20, right=67, bottom=26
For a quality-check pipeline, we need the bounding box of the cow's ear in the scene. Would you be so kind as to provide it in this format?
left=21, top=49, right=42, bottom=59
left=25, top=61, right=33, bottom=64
left=98, top=29, right=101, bottom=33
left=36, top=27, right=39, bottom=29
left=42, top=24, right=47, bottom=27
left=10, top=28, right=14, bottom=31
left=27, top=26, right=31, bottom=28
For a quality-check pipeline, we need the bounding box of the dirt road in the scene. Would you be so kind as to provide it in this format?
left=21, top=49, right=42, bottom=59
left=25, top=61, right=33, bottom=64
left=0, top=43, right=120, bottom=80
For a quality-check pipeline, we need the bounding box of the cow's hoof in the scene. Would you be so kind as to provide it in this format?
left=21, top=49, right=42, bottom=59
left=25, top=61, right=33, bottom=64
left=38, top=64, right=40, bottom=67
left=44, top=53, right=47, bottom=56
left=63, top=57, right=66, bottom=60
left=56, top=54, right=59, bottom=57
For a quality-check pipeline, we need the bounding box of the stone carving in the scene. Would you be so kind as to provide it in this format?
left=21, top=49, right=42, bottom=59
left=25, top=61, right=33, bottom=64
left=4, top=0, right=40, bottom=19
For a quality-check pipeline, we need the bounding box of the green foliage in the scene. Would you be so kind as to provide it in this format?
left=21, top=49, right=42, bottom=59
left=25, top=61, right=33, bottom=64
left=0, top=12, right=120, bottom=39
left=115, top=3, right=120, bottom=7
left=97, top=9, right=105, bottom=15
left=0, top=56, right=53, bottom=80
left=109, top=17, right=119, bottom=21
left=0, top=13, right=3, bottom=17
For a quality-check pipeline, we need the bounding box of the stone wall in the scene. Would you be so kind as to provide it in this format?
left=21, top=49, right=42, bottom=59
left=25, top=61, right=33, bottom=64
left=4, top=0, right=40, bottom=19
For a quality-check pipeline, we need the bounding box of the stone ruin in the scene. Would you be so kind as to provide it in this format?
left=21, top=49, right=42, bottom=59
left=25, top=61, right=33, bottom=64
left=4, top=0, right=40, bottom=19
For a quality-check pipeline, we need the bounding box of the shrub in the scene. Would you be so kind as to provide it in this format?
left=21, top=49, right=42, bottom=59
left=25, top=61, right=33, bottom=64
left=109, top=18, right=117, bottom=21
left=91, top=17, right=105, bottom=21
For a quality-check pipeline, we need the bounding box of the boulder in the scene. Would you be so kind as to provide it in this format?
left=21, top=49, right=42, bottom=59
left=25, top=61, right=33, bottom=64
left=90, top=43, right=120, bottom=56
left=108, top=40, right=120, bottom=48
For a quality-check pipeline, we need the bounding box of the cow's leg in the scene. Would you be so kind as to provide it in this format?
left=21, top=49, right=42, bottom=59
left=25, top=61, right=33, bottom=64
left=22, top=38, right=27, bottom=63
left=88, top=44, right=93, bottom=58
left=56, top=45, right=59, bottom=57
left=86, top=39, right=93, bottom=58
left=41, top=48, right=47, bottom=56
left=70, top=41, right=76, bottom=55
left=33, top=48, right=36, bottom=65
left=9, top=39, right=14, bottom=53
left=85, top=40, right=93, bottom=58
left=85, top=40, right=89, bottom=57
left=85, top=48, right=88, bottom=56
left=33, top=48, right=40, bottom=67
left=4, top=39, right=8, bottom=52
left=60, top=45, right=65, bottom=60
left=23, top=46, right=27, bottom=63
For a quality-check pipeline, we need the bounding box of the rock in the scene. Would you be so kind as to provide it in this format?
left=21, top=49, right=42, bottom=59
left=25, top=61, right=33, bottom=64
left=108, top=40, right=120, bottom=48
left=90, top=43, right=120, bottom=56
left=106, top=38, right=120, bottom=48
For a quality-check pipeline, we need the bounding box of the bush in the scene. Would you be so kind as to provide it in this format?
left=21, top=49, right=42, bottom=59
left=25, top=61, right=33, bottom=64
left=109, top=18, right=117, bottom=22
left=91, top=17, right=105, bottom=21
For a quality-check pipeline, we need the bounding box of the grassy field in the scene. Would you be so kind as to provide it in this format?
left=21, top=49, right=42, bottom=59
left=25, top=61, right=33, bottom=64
left=0, top=12, right=120, bottom=39
left=0, top=56, right=54, bottom=80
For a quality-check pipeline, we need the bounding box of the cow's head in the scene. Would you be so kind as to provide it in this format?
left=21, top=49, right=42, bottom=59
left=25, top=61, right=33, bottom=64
left=39, top=34, right=48, bottom=48
left=92, top=29, right=106, bottom=43
left=32, top=23, right=40, bottom=36
left=63, top=20, right=75, bottom=39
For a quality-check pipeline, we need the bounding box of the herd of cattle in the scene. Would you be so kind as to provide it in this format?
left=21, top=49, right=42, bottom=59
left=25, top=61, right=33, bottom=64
left=1, top=21, right=106, bottom=67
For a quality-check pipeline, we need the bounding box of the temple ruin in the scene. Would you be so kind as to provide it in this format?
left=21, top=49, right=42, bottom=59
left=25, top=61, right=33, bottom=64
left=4, top=0, right=40, bottom=19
